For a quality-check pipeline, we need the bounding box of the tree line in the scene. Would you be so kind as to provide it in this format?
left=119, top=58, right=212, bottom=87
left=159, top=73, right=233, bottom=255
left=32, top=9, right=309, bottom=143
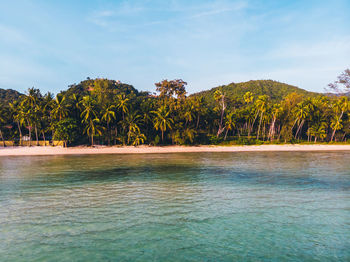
left=0, top=69, right=349, bottom=147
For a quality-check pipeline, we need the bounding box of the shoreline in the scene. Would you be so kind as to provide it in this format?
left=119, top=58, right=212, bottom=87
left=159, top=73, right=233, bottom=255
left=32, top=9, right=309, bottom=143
left=1, top=144, right=350, bottom=156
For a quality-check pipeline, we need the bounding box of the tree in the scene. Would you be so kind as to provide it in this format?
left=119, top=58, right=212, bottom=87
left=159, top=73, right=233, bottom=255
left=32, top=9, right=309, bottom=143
left=9, top=101, right=23, bottom=146
left=51, top=94, right=68, bottom=121
left=214, top=90, right=226, bottom=137
left=101, top=104, right=116, bottom=145
left=224, top=112, right=235, bottom=140
left=132, top=130, right=146, bottom=146
left=80, top=95, right=102, bottom=145
left=117, top=94, right=129, bottom=120
left=20, top=88, right=42, bottom=146
left=155, top=79, right=187, bottom=100
left=243, top=91, right=254, bottom=104
left=53, top=118, right=79, bottom=147
left=328, top=69, right=350, bottom=94
left=0, top=105, right=6, bottom=146
left=151, top=105, right=174, bottom=142
left=255, top=95, right=269, bottom=140
left=330, top=97, right=349, bottom=141
left=122, top=111, right=142, bottom=145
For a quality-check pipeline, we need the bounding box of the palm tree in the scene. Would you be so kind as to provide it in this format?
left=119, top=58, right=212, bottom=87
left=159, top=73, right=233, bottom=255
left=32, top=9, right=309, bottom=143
left=21, top=88, right=42, bottom=146
left=292, top=101, right=310, bottom=139
left=268, top=104, right=282, bottom=141
left=330, top=97, right=349, bottom=141
left=132, top=131, right=146, bottom=146
left=213, top=90, right=226, bottom=137
left=101, top=104, right=116, bottom=145
left=51, top=94, right=68, bottom=121
left=308, top=122, right=327, bottom=143
left=9, top=101, right=23, bottom=146
left=151, top=105, right=174, bottom=142
left=255, top=95, right=269, bottom=140
left=224, top=112, right=236, bottom=140
left=0, top=106, right=6, bottom=147
left=83, top=118, right=103, bottom=145
left=117, top=94, right=129, bottom=120
left=122, top=111, right=142, bottom=145
left=243, top=92, right=254, bottom=104
left=80, top=95, right=102, bottom=145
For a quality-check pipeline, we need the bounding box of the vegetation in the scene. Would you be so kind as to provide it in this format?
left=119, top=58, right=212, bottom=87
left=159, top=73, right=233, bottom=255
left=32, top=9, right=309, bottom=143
left=0, top=69, right=350, bottom=147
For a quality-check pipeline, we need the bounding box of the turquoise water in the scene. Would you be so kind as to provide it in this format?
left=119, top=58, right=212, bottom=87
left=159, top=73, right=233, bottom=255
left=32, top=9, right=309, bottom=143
left=0, top=152, right=349, bottom=261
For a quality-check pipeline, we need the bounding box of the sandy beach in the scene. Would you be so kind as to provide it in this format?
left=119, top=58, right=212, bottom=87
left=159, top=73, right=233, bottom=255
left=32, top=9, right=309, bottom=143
left=1, top=144, right=350, bottom=156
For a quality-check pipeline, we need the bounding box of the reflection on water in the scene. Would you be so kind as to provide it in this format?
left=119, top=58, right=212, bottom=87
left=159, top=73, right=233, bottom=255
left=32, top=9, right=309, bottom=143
left=0, top=152, right=349, bottom=261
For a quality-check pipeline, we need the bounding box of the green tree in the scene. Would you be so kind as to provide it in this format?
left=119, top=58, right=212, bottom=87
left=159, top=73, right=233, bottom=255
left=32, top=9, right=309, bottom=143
left=151, top=105, right=174, bottom=142
left=53, top=118, right=79, bottom=147
left=80, top=95, right=102, bottom=145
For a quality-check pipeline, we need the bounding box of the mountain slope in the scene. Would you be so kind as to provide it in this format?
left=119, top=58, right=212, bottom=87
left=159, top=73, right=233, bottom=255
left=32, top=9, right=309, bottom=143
left=62, top=78, right=139, bottom=98
left=192, top=80, right=318, bottom=105
left=0, top=88, right=23, bottom=106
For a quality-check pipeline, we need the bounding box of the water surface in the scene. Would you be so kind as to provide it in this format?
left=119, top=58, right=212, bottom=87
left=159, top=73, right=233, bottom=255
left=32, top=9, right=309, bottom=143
left=0, top=152, right=349, bottom=261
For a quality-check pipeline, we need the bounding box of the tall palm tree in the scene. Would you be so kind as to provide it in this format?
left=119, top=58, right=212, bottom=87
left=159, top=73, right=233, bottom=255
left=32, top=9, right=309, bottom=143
left=255, top=95, right=268, bottom=140
left=101, top=104, right=116, bottom=145
left=268, top=104, right=282, bottom=141
left=80, top=95, right=102, bottom=145
left=292, top=101, right=311, bottom=139
left=0, top=106, right=6, bottom=147
left=21, top=88, right=42, bottom=146
left=213, top=90, right=226, bottom=137
left=51, top=94, right=68, bottom=121
left=151, top=105, right=174, bottom=142
left=224, top=112, right=236, bottom=140
left=330, top=97, right=349, bottom=141
left=117, top=94, right=129, bottom=120
left=9, top=101, right=23, bottom=146
left=122, top=111, right=142, bottom=145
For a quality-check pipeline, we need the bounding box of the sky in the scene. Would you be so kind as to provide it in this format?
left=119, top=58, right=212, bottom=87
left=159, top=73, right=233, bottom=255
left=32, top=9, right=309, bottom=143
left=0, top=0, right=349, bottom=94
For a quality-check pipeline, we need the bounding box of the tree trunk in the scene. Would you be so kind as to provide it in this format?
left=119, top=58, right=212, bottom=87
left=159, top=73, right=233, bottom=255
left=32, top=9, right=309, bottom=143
left=224, top=128, right=229, bottom=140
left=295, top=120, right=304, bottom=139
left=27, top=120, right=32, bottom=147
left=251, top=111, right=259, bottom=134
left=330, top=111, right=344, bottom=142
left=269, top=118, right=276, bottom=141
left=257, top=112, right=263, bottom=140
left=341, top=133, right=346, bottom=142
left=17, top=121, right=22, bottom=146
left=35, top=125, right=39, bottom=146
left=107, top=122, right=110, bottom=146
left=42, top=131, right=46, bottom=146
left=0, top=130, right=5, bottom=147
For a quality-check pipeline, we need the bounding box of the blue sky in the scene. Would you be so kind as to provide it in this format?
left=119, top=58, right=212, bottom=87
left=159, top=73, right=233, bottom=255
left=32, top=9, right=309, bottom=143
left=0, top=0, right=349, bottom=94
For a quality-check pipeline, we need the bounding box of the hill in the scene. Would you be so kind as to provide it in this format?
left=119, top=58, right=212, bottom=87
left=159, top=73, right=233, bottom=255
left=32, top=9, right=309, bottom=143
left=62, top=78, right=139, bottom=98
left=0, top=88, right=23, bottom=106
left=192, top=80, right=318, bottom=106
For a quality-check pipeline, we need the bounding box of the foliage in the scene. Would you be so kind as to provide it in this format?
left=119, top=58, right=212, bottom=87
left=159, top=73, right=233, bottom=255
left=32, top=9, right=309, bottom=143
left=53, top=118, right=79, bottom=147
left=1, top=71, right=350, bottom=147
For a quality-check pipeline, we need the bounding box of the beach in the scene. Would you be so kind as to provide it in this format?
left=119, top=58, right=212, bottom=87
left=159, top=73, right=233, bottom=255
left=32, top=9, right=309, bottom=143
left=1, top=144, right=350, bottom=156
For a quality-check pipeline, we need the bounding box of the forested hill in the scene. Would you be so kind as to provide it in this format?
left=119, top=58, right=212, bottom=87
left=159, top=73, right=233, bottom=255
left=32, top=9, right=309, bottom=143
left=62, top=78, right=140, bottom=98
left=0, top=88, right=23, bottom=105
left=192, top=80, right=318, bottom=105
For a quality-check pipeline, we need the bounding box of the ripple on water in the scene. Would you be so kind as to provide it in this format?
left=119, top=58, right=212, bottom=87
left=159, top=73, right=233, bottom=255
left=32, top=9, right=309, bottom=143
left=0, top=152, right=349, bottom=261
